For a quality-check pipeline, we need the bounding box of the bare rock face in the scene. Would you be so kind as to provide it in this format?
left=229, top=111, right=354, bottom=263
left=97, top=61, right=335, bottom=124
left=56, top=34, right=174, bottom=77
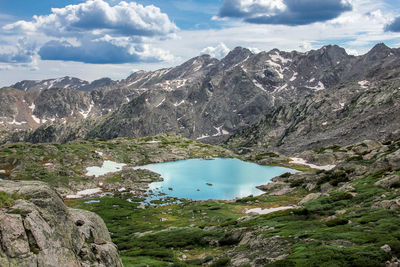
left=0, top=180, right=123, bottom=267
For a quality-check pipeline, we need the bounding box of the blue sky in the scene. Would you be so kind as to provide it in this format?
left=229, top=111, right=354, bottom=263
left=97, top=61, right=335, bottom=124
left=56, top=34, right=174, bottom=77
left=0, top=0, right=399, bottom=86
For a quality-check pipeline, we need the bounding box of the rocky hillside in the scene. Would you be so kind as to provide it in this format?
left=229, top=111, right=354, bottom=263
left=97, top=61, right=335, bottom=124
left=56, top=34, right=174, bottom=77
left=1, top=133, right=400, bottom=266
left=62, top=137, right=400, bottom=266
left=0, top=180, right=122, bottom=267
left=226, top=76, right=400, bottom=154
left=2, top=43, right=400, bottom=147
left=0, top=86, right=138, bottom=134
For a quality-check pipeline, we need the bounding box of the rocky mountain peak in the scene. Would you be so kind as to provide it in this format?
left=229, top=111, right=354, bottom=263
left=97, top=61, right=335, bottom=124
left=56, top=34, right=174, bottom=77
left=370, top=42, right=391, bottom=52
left=305, top=45, right=350, bottom=67
left=221, top=47, right=253, bottom=68
left=162, top=55, right=219, bottom=81
left=364, top=43, right=393, bottom=60
left=322, top=44, right=348, bottom=56
left=79, top=77, right=115, bottom=92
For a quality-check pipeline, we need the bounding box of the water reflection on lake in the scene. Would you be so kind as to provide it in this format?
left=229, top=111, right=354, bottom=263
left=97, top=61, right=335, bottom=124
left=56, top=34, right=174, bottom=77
left=134, top=158, right=297, bottom=200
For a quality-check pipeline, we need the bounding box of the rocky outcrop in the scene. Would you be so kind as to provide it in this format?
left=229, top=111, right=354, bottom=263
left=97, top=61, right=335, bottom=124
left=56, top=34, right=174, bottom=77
left=375, top=175, right=400, bottom=188
left=212, top=227, right=291, bottom=266
left=226, top=77, right=400, bottom=154
left=0, top=180, right=122, bottom=267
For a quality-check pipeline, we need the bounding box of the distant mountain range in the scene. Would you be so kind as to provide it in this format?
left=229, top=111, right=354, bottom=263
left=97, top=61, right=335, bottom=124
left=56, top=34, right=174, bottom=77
left=1, top=43, right=400, bottom=153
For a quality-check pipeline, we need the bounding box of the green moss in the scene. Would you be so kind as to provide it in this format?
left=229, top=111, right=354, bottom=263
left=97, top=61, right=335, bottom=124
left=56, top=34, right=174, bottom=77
left=8, top=208, right=30, bottom=216
left=0, top=191, right=26, bottom=209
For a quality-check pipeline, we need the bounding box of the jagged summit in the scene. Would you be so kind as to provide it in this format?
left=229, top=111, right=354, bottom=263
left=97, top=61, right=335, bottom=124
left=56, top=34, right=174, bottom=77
left=370, top=42, right=391, bottom=52
left=221, top=47, right=253, bottom=67
left=364, top=42, right=394, bottom=61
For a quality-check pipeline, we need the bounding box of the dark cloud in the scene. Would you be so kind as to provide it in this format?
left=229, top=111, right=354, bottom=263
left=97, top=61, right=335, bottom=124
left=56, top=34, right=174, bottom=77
left=219, top=0, right=352, bottom=26
left=219, top=0, right=286, bottom=18
left=38, top=40, right=170, bottom=64
left=385, top=16, right=400, bottom=32
left=0, top=51, right=33, bottom=63
left=0, top=39, right=35, bottom=63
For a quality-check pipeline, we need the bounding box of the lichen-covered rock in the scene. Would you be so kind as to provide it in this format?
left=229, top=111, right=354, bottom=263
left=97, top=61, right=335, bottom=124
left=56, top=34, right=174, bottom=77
left=0, top=213, right=30, bottom=258
left=218, top=233, right=291, bottom=267
left=299, top=193, right=322, bottom=205
left=374, top=175, right=400, bottom=188
left=386, top=149, right=400, bottom=170
left=372, top=198, right=400, bottom=210
left=0, top=180, right=123, bottom=267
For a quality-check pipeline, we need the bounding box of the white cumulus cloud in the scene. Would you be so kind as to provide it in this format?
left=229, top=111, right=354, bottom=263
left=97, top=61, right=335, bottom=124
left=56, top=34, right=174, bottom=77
left=200, top=43, right=230, bottom=59
left=218, top=0, right=352, bottom=25
left=4, top=0, right=178, bottom=37
left=1, top=0, right=177, bottom=65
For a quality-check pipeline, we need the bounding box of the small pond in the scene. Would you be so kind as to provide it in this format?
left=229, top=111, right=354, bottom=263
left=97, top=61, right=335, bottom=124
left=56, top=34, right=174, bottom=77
left=133, top=158, right=297, bottom=201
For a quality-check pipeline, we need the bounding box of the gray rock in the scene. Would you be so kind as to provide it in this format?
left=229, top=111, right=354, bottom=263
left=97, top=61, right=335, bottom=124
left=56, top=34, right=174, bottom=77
left=0, top=180, right=123, bottom=267
left=387, top=149, right=400, bottom=170
left=372, top=198, right=400, bottom=210
left=269, top=185, right=293, bottom=196
left=375, top=175, right=400, bottom=188
left=320, top=182, right=334, bottom=193
left=0, top=213, right=30, bottom=257
left=226, top=234, right=291, bottom=266
left=381, top=244, right=392, bottom=253
left=299, top=193, right=322, bottom=205
left=386, top=257, right=400, bottom=267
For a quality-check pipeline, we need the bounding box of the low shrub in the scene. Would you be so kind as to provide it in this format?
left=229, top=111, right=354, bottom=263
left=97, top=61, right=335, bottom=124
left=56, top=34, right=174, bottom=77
left=326, top=218, right=349, bottom=227
left=317, top=171, right=349, bottom=186
left=290, top=179, right=304, bottom=188
left=211, top=258, right=231, bottom=267
left=345, top=155, right=363, bottom=162
left=330, top=192, right=353, bottom=202
left=186, top=255, right=214, bottom=265
left=280, top=172, right=292, bottom=178
left=220, top=219, right=237, bottom=227
left=370, top=166, right=392, bottom=179
left=219, top=233, right=240, bottom=246
left=293, top=208, right=310, bottom=216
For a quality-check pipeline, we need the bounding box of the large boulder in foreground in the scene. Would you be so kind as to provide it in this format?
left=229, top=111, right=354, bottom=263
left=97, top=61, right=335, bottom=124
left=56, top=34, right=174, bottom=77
left=0, top=180, right=123, bottom=267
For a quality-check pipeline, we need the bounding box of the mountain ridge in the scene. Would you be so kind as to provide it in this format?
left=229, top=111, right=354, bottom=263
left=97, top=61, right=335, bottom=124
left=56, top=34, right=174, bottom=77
left=1, top=43, right=400, bottom=152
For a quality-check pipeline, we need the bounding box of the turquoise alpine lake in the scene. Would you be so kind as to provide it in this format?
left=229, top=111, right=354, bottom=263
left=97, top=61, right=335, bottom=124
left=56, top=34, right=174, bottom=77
left=133, top=158, right=298, bottom=201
